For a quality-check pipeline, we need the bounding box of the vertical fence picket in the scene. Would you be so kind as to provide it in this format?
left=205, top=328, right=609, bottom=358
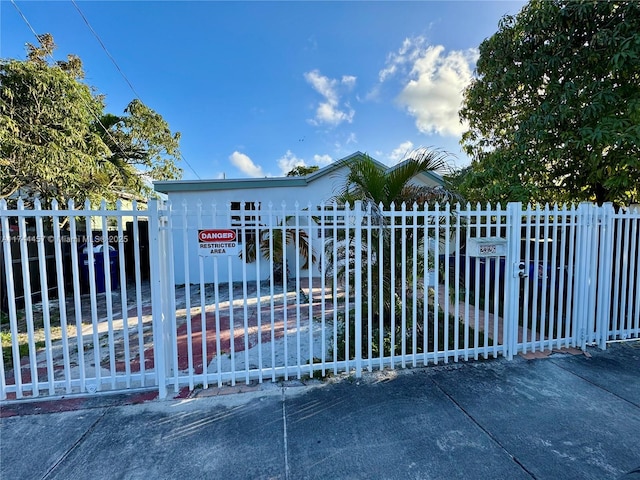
left=294, top=202, right=301, bottom=379
left=539, top=204, right=551, bottom=351
left=564, top=205, right=577, bottom=348
left=332, top=201, right=338, bottom=375
left=344, top=202, right=351, bottom=373
left=148, top=199, right=166, bottom=398
left=400, top=202, right=407, bottom=367
left=482, top=203, right=490, bottom=359
left=68, top=201, right=86, bottom=392
left=98, top=201, right=116, bottom=388
left=453, top=203, right=461, bottom=362
left=619, top=209, right=632, bottom=339
left=241, top=202, right=250, bottom=384
left=51, top=200, right=72, bottom=393
left=444, top=203, right=451, bottom=363
left=423, top=207, right=429, bottom=365
left=463, top=204, right=471, bottom=361
left=473, top=204, right=481, bottom=360
left=18, top=199, right=39, bottom=396
left=411, top=203, right=418, bottom=367
left=163, top=202, right=178, bottom=391
left=354, top=201, right=363, bottom=378
left=32, top=200, right=55, bottom=395
left=1, top=200, right=22, bottom=398
left=307, top=203, right=314, bottom=378
left=389, top=203, right=396, bottom=368
left=268, top=203, right=276, bottom=381
left=433, top=203, right=440, bottom=364
left=378, top=202, right=385, bottom=371
left=180, top=201, right=194, bottom=390
left=196, top=201, right=209, bottom=388
left=281, top=202, right=288, bottom=380
left=257, top=206, right=264, bottom=383
left=131, top=201, right=145, bottom=387
left=115, top=201, right=131, bottom=388
left=366, top=203, right=373, bottom=372
left=493, top=204, right=502, bottom=358
left=595, top=204, right=615, bottom=348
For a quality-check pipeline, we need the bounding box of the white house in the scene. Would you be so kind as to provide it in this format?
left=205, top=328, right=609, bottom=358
left=153, top=151, right=445, bottom=285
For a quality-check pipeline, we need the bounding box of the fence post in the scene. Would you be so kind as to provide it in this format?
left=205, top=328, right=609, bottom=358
left=505, top=202, right=523, bottom=360
left=148, top=199, right=167, bottom=399
left=574, top=203, right=596, bottom=350
left=595, top=203, right=615, bottom=349
left=573, top=203, right=586, bottom=349
left=161, top=200, right=177, bottom=390
left=354, top=201, right=363, bottom=378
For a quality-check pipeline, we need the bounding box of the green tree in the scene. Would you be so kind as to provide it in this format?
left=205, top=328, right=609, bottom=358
left=0, top=34, right=182, bottom=207
left=460, top=0, right=640, bottom=206
left=286, top=165, right=319, bottom=177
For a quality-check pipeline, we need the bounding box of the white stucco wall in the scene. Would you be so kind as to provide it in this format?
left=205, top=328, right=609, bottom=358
left=160, top=167, right=352, bottom=285
left=155, top=154, right=445, bottom=286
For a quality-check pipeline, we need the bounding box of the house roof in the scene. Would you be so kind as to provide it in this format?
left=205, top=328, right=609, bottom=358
left=153, top=151, right=443, bottom=193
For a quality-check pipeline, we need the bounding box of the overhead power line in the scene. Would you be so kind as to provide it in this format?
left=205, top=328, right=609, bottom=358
left=10, top=0, right=135, bottom=168
left=69, top=0, right=202, bottom=180
left=8, top=0, right=202, bottom=180
left=70, top=0, right=143, bottom=101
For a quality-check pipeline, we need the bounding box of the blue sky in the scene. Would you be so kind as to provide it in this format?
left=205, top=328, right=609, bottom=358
left=1, top=0, right=526, bottom=180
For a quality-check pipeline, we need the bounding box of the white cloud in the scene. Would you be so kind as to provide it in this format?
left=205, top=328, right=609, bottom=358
left=229, top=151, right=265, bottom=178
left=396, top=45, right=478, bottom=137
left=379, top=36, right=428, bottom=83
left=313, top=154, right=333, bottom=166
left=304, top=69, right=356, bottom=127
left=341, top=75, right=357, bottom=88
left=277, top=151, right=334, bottom=175
left=374, top=37, right=477, bottom=137
left=277, top=150, right=306, bottom=175
left=389, top=141, right=415, bottom=163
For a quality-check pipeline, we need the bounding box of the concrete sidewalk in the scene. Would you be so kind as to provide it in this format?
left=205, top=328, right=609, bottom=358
left=1, top=342, right=639, bottom=480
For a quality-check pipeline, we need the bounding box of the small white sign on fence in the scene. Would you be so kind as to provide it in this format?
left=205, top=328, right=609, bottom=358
left=198, top=229, right=239, bottom=256
left=467, top=237, right=507, bottom=257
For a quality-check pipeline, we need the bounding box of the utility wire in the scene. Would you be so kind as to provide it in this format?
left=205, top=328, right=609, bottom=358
left=9, top=0, right=202, bottom=180
left=10, top=0, right=135, bottom=167
left=70, top=0, right=143, bottom=101
left=69, top=0, right=202, bottom=180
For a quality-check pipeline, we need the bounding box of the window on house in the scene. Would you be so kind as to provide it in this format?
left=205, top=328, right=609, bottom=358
left=316, top=204, right=347, bottom=238
left=231, top=202, right=260, bottom=243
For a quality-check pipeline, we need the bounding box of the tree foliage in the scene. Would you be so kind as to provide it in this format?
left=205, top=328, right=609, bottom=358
left=286, top=165, right=319, bottom=177
left=0, top=34, right=182, bottom=206
left=460, top=0, right=640, bottom=205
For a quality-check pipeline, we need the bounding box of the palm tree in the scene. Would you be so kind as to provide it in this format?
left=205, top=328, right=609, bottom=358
left=326, top=148, right=457, bottom=359
left=333, top=148, right=457, bottom=209
left=241, top=216, right=318, bottom=286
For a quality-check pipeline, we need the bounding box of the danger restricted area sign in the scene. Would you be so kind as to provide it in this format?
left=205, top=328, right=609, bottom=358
left=198, top=229, right=239, bottom=256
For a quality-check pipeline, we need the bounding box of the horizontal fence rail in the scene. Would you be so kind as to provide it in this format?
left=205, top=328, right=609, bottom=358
left=2, top=199, right=638, bottom=401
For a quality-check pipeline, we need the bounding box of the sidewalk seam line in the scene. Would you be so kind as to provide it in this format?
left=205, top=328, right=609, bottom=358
left=430, top=377, right=537, bottom=480
left=282, top=387, right=290, bottom=480
left=549, top=358, right=640, bottom=409
left=40, top=407, right=109, bottom=480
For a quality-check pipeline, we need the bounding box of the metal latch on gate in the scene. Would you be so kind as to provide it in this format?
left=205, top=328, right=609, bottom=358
left=514, top=261, right=528, bottom=278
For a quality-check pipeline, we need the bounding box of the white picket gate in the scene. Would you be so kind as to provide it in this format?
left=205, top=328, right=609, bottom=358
left=1, top=199, right=638, bottom=401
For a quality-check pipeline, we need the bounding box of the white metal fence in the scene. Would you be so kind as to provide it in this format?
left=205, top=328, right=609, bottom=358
left=1, top=199, right=638, bottom=401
